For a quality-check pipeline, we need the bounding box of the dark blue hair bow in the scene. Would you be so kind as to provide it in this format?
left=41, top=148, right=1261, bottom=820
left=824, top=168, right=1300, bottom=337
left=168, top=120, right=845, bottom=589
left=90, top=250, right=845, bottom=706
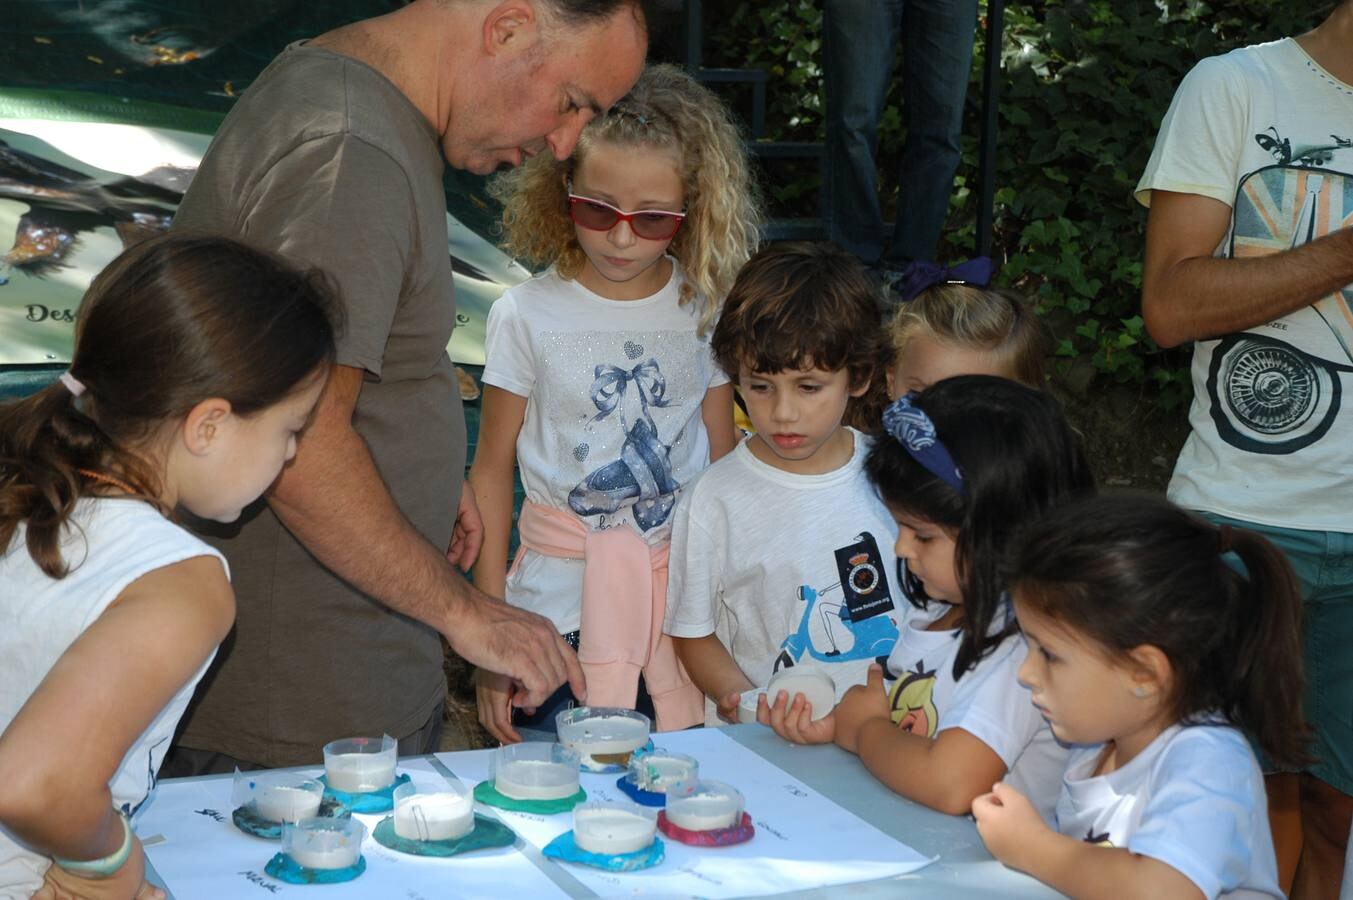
left=893, top=257, right=997, bottom=304
left=882, top=393, right=964, bottom=493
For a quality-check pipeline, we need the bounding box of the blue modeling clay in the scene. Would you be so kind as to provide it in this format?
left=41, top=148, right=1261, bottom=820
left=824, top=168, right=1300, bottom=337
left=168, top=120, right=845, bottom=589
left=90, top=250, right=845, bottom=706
left=542, top=830, right=664, bottom=871
left=264, top=852, right=366, bottom=884
left=615, top=775, right=667, bottom=807
left=318, top=772, right=411, bottom=814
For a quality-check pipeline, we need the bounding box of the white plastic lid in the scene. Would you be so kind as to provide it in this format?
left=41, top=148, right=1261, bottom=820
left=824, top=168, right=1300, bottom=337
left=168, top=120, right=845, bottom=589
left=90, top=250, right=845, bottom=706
left=765, top=666, right=836, bottom=721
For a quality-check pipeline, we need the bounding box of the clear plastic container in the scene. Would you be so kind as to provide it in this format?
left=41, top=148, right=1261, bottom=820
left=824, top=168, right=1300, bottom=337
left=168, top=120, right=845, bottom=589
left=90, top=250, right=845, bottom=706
left=322, top=735, right=397, bottom=793
left=572, top=800, right=658, bottom=855
left=392, top=781, right=474, bottom=842
left=665, top=779, right=745, bottom=832
left=491, top=742, right=582, bottom=801
left=626, top=750, right=698, bottom=793
left=555, top=707, right=650, bottom=767
left=282, top=817, right=366, bottom=870
left=233, top=771, right=324, bottom=824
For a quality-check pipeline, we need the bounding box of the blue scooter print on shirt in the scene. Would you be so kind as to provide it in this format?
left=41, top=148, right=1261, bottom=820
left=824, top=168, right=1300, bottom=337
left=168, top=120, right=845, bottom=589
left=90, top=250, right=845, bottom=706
left=776, top=532, right=899, bottom=670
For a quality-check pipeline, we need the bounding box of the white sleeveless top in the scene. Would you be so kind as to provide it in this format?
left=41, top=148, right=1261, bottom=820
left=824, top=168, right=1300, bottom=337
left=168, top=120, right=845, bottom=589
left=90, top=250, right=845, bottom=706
left=0, top=498, right=228, bottom=898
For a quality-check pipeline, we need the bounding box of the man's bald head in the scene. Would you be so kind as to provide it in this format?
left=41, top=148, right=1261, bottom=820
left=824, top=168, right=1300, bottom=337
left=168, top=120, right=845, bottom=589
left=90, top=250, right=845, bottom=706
left=429, top=0, right=648, bottom=173
left=442, top=0, right=667, bottom=34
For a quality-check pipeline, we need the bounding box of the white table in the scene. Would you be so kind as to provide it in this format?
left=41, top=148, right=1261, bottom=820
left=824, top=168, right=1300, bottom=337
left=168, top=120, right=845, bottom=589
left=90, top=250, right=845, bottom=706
left=141, top=724, right=1059, bottom=898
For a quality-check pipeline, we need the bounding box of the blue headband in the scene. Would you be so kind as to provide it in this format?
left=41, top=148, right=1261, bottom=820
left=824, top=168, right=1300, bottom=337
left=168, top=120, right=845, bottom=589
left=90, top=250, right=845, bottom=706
left=893, top=256, right=997, bottom=303
left=882, top=394, right=964, bottom=493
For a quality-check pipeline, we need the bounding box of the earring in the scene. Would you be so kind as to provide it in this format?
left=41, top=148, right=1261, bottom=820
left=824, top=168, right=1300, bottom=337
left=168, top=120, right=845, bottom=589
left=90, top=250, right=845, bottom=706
left=1133, top=686, right=1149, bottom=699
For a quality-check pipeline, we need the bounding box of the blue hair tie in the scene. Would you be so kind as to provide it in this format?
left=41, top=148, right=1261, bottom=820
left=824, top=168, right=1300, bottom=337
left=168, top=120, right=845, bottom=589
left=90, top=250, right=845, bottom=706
left=882, top=394, right=964, bottom=493
left=894, top=257, right=997, bottom=303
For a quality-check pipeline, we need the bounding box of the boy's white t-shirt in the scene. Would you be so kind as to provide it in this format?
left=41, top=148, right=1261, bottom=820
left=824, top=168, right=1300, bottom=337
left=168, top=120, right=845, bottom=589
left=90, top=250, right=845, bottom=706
left=1135, top=38, right=1353, bottom=532
left=664, top=431, right=901, bottom=723
left=481, top=262, right=727, bottom=633
left=884, top=604, right=1067, bottom=823
left=0, top=498, right=227, bottom=898
left=1057, top=724, right=1281, bottom=899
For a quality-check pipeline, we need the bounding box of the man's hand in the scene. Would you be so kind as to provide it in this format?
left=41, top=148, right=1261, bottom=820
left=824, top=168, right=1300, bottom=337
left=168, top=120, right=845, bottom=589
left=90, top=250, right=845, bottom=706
left=759, top=690, right=836, bottom=745
left=448, top=594, right=585, bottom=709
left=446, top=483, right=484, bottom=571
left=474, top=668, right=523, bottom=744
left=832, top=664, right=891, bottom=753
left=34, top=838, right=162, bottom=900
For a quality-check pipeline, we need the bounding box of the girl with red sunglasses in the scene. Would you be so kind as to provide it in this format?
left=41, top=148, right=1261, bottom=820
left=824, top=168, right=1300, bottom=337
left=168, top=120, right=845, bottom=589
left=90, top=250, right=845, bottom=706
left=469, top=65, right=761, bottom=743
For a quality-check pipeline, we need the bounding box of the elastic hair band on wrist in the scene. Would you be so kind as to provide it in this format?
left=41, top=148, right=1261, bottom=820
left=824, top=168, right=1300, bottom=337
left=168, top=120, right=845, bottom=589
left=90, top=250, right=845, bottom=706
left=54, top=809, right=133, bottom=880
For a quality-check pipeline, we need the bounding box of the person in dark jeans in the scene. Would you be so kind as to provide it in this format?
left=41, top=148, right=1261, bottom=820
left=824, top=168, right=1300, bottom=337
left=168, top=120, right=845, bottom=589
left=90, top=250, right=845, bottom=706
left=822, top=0, right=978, bottom=278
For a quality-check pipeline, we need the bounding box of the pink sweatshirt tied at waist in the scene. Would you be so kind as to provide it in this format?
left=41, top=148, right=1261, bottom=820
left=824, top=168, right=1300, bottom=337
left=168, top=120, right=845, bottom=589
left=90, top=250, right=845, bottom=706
left=510, top=500, right=704, bottom=731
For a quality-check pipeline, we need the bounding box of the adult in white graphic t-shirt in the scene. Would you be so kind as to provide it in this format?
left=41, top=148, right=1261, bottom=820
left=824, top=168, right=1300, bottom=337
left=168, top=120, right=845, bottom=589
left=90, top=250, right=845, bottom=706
left=1138, top=4, right=1353, bottom=894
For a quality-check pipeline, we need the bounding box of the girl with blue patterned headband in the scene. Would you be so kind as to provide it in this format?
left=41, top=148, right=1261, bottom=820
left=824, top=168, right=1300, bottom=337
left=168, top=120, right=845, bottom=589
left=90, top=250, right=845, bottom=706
left=763, top=375, right=1094, bottom=822
left=470, top=65, right=761, bottom=742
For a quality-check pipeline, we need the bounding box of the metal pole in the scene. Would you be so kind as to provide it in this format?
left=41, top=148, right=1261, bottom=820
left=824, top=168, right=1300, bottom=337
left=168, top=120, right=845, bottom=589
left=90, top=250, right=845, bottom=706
left=684, top=0, right=703, bottom=71
left=976, top=0, right=1005, bottom=259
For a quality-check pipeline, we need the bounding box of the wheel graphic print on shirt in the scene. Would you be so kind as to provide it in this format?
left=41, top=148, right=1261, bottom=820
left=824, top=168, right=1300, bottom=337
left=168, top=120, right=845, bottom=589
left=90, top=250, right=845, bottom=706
left=568, top=352, right=681, bottom=531
left=1215, top=147, right=1353, bottom=455
left=1206, top=332, right=1343, bottom=454
left=775, top=532, right=899, bottom=670
left=887, top=661, right=938, bottom=737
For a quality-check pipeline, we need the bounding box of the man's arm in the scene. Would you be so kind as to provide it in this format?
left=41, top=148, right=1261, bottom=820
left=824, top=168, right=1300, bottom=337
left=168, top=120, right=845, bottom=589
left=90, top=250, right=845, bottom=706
left=268, top=364, right=583, bottom=707
left=1141, top=190, right=1353, bottom=348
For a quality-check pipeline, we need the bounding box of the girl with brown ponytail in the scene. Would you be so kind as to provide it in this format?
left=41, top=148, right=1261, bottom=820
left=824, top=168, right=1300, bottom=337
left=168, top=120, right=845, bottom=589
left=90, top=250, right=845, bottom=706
left=0, top=232, right=336, bottom=898
left=974, top=492, right=1309, bottom=899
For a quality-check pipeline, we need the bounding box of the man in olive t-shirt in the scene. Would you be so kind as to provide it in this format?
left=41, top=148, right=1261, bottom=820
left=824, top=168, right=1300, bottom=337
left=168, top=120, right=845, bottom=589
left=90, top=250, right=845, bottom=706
left=165, top=0, right=647, bottom=769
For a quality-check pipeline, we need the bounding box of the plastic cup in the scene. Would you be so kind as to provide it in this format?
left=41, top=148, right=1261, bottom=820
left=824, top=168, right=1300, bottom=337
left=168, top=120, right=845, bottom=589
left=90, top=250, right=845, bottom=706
left=665, top=779, right=744, bottom=832
left=323, top=735, right=397, bottom=793
left=282, top=817, right=366, bottom=870
left=572, top=800, right=658, bottom=855
left=392, top=781, right=474, bottom=842
left=491, top=743, right=582, bottom=801
left=232, top=771, right=324, bottom=824
left=627, top=750, right=698, bottom=793
left=555, top=707, right=650, bottom=767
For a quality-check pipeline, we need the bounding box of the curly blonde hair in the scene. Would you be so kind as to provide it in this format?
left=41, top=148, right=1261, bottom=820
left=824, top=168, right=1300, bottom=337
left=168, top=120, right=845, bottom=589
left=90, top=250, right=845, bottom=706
left=889, top=284, right=1049, bottom=387
left=489, top=64, right=761, bottom=334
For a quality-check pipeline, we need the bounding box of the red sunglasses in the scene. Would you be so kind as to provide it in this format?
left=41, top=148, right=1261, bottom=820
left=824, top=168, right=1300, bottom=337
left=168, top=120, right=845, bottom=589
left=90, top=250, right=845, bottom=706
left=566, top=186, right=686, bottom=241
